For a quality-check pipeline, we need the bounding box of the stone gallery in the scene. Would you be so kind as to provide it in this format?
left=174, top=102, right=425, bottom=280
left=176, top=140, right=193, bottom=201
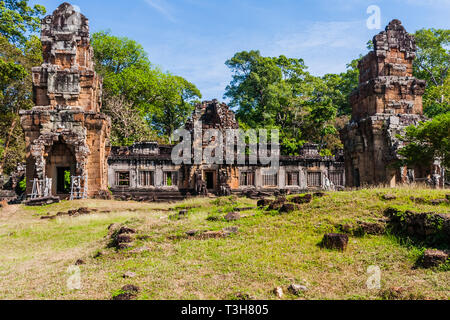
left=17, top=3, right=443, bottom=202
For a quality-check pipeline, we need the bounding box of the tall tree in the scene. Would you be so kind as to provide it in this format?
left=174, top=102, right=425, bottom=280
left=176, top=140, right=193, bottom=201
left=224, top=50, right=339, bottom=155
left=0, top=0, right=46, bottom=47
left=398, top=112, right=450, bottom=170
left=0, top=0, right=45, bottom=177
left=413, top=28, right=450, bottom=117
left=151, top=75, right=201, bottom=140
left=322, top=57, right=360, bottom=117
left=0, top=35, right=43, bottom=175
left=91, top=31, right=201, bottom=145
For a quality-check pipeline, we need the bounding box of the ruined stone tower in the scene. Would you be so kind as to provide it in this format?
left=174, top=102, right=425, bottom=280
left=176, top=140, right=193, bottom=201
left=20, top=3, right=111, bottom=197
left=340, top=20, right=441, bottom=187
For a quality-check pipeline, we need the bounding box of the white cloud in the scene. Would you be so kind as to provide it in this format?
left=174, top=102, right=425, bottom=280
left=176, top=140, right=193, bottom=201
left=144, top=0, right=177, bottom=23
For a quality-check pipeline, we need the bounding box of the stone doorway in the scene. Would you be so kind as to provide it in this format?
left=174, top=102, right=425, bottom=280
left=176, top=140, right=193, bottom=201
left=204, top=171, right=216, bottom=191
left=45, top=143, right=76, bottom=196
left=56, top=167, right=71, bottom=194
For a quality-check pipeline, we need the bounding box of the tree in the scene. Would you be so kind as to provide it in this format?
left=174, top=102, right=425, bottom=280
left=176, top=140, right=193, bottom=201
left=0, top=0, right=46, bottom=47
left=0, top=0, right=45, bottom=176
left=91, top=31, right=201, bottom=144
left=322, top=57, right=360, bottom=117
left=0, top=34, right=42, bottom=175
left=102, top=94, right=159, bottom=146
left=398, top=112, right=450, bottom=169
left=151, top=75, right=201, bottom=139
left=413, top=28, right=450, bottom=118
left=224, top=50, right=340, bottom=155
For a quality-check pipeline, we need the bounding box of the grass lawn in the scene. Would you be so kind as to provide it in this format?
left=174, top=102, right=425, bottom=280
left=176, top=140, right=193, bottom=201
left=0, top=187, right=448, bottom=300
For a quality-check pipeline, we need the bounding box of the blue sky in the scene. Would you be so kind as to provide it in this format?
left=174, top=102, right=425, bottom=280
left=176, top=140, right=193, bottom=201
left=30, top=0, right=450, bottom=100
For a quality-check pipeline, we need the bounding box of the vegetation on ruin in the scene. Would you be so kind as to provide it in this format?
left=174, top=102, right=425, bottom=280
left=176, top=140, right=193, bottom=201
left=0, top=187, right=448, bottom=300
left=399, top=112, right=450, bottom=169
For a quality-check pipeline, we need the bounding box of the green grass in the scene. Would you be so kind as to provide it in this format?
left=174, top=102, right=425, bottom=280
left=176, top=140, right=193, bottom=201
left=0, top=188, right=448, bottom=300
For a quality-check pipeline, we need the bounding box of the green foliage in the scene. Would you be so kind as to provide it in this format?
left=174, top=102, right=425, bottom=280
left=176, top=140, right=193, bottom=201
left=18, top=176, right=26, bottom=192
left=322, top=57, right=360, bottom=117
left=413, top=28, right=450, bottom=118
left=224, top=50, right=353, bottom=155
left=91, top=31, right=201, bottom=144
left=0, top=32, right=42, bottom=174
left=398, top=112, right=450, bottom=169
left=0, top=0, right=46, bottom=47
left=64, top=170, right=71, bottom=193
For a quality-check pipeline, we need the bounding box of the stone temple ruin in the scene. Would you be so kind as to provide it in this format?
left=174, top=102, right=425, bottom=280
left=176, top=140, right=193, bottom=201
left=341, top=20, right=444, bottom=188
left=109, top=100, right=346, bottom=201
left=9, top=4, right=443, bottom=203
left=20, top=3, right=111, bottom=202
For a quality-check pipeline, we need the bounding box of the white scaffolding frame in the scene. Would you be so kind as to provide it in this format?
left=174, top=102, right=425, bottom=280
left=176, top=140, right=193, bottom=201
left=31, top=178, right=52, bottom=199
left=70, top=175, right=88, bottom=200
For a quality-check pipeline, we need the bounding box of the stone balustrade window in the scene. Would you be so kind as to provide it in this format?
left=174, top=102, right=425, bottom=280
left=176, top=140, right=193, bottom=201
left=262, top=173, right=278, bottom=187
left=139, top=171, right=155, bottom=187
left=163, top=172, right=178, bottom=187
left=307, top=172, right=322, bottom=187
left=240, top=172, right=255, bottom=186
left=286, top=172, right=300, bottom=186
left=115, top=171, right=130, bottom=187
left=329, top=171, right=344, bottom=186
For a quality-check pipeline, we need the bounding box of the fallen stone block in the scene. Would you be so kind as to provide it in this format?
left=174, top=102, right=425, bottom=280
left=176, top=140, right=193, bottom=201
left=382, top=194, right=397, bottom=201
left=273, top=287, right=283, bottom=298
left=113, top=284, right=140, bottom=300
left=291, top=194, right=312, bottom=204
left=421, top=249, right=449, bottom=268
left=279, top=203, right=297, bottom=214
left=322, top=233, right=349, bottom=251
left=257, top=199, right=271, bottom=208
left=225, top=212, right=241, bottom=221
left=24, top=196, right=60, bottom=207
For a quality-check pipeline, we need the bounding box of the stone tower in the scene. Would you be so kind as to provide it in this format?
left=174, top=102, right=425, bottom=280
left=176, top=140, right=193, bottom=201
left=20, top=3, right=111, bottom=197
left=340, top=20, right=442, bottom=187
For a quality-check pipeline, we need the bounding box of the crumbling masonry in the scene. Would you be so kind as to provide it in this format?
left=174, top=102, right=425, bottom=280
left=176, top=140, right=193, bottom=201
left=20, top=3, right=111, bottom=197
left=16, top=5, right=442, bottom=202
left=341, top=20, right=444, bottom=188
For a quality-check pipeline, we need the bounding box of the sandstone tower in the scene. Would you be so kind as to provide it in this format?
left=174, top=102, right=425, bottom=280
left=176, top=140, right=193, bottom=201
left=20, top=3, right=111, bottom=197
left=341, top=20, right=443, bottom=188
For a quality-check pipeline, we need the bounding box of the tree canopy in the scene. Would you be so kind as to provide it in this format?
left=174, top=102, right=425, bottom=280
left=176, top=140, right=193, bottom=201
left=224, top=50, right=357, bottom=156
left=413, top=28, right=450, bottom=118
left=0, top=0, right=45, bottom=48
left=91, top=31, right=201, bottom=145
left=399, top=112, right=450, bottom=169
